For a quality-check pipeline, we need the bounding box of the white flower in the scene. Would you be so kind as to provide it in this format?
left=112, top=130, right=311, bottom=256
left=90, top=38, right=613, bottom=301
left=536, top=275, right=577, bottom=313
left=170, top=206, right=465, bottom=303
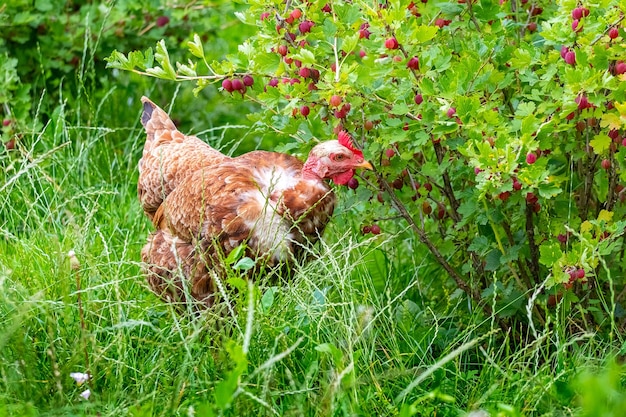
left=79, top=389, right=91, bottom=400
left=70, top=372, right=90, bottom=385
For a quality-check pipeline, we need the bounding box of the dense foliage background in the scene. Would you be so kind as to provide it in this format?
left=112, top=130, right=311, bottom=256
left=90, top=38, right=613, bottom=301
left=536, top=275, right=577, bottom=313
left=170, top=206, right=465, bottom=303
left=1, top=0, right=625, bottom=416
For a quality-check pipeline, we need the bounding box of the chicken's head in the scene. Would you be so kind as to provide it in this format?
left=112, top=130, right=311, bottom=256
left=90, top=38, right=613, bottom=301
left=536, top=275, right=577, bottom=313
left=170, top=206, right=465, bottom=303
left=303, top=131, right=373, bottom=185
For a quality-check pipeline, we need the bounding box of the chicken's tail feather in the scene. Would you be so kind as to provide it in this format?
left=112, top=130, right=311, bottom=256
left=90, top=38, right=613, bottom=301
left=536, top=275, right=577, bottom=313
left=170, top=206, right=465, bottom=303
left=140, top=96, right=178, bottom=139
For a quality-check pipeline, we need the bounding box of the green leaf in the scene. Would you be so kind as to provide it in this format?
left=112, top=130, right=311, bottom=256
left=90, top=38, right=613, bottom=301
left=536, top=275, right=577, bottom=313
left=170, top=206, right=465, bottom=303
left=152, top=40, right=177, bottom=80
left=187, top=34, right=204, bottom=59
left=413, top=25, right=439, bottom=44
left=468, top=235, right=490, bottom=254
left=537, top=183, right=562, bottom=199
left=589, top=134, right=611, bottom=155
left=516, top=102, right=536, bottom=117
left=225, top=244, right=246, bottom=265
left=261, top=287, right=277, bottom=313
left=539, top=242, right=562, bottom=267
left=485, top=250, right=502, bottom=271
left=233, top=257, right=256, bottom=271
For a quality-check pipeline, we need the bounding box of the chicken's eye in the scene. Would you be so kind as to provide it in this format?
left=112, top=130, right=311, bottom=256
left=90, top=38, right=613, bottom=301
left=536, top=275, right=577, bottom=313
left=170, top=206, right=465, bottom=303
left=333, top=154, right=346, bottom=162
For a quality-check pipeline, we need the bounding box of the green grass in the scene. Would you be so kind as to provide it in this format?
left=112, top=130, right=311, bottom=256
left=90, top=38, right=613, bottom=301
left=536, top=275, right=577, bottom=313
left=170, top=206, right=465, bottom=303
left=1, top=89, right=626, bottom=417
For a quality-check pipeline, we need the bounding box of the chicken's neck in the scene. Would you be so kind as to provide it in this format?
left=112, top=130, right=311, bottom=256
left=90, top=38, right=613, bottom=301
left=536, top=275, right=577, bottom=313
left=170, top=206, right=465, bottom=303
left=301, top=158, right=325, bottom=182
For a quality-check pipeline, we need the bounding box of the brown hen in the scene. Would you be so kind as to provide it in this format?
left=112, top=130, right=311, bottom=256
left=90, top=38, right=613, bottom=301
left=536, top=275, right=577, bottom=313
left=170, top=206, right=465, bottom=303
left=138, top=97, right=372, bottom=308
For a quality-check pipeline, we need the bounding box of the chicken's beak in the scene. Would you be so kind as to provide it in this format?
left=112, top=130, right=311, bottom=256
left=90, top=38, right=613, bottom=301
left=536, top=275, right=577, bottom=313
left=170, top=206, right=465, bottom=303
left=355, top=160, right=374, bottom=170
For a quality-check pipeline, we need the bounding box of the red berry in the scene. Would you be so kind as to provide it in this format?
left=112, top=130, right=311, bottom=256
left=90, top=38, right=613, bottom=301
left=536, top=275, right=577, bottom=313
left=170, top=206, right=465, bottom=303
left=222, top=79, right=234, bottom=93
left=385, top=148, right=395, bottom=158
left=334, top=109, right=346, bottom=119
left=268, top=78, right=279, bottom=88
left=156, top=16, right=170, bottom=27
left=407, top=56, right=420, bottom=70
left=392, top=178, right=404, bottom=189
left=557, top=233, right=568, bottom=244
left=384, top=37, right=399, bottom=49
left=4, top=139, right=15, bottom=150
left=608, top=129, right=619, bottom=140
left=572, top=19, right=581, bottom=33
left=299, top=20, right=314, bottom=34
left=498, top=191, right=511, bottom=201
left=564, top=51, right=576, bottom=65
left=298, top=67, right=311, bottom=78
left=615, top=61, right=626, bottom=75
left=277, top=45, right=288, bottom=56
left=260, top=12, right=270, bottom=21
left=322, top=3, right=331, bottom=13
left=560, top=45, right=569, bottom=59
left=422, top=201, right=432, bottom=215
left=436, top=204, right=446, bottom=219
left=526, top=192, right=538, bottom=204
left=347, top=177, right=359, bottom=190
left=576, top=95, right=590, bottom=110
left=446, top=107, right=456, bottom=118
left=362, top=225, right=371, bottom=234
left=571, top=7, right=583, bottom=20
left=290, top=9, right=302, bottom=20
left=527, top=22, right=537, bottom=32
left=513, top=178, right=522, bottom=191
left=370, top=224, right=381, bottom=235
left=576, top=269, right=585, bottom=279
left=435, top=18, right=448, bottom=28
left=601, top=159, right=611, bottom=170
left=359, top=28, right=371, bottom=39
left=243, top=75, right=254, bottom=86
left=364, top=120, right=374, bottom=131
left=424, top=182, right=433, bottom=192
left=2, top=119, right=10, bottom=127
left=609, top=27, right=619, bottom=39
left=231, top=78, right=243, bottom=91
left=414, top=94, right=423, bottom=105
left=526, top=152, right=537, bottom=164
left=300, top=105, right=310, bottom=117
left=329, top=95, right=342, bottom=107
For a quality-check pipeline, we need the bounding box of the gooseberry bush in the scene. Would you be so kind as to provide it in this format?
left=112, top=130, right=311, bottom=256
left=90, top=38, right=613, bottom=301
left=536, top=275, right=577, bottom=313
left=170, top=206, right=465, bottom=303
left=108, top=0, right=626, bottom=336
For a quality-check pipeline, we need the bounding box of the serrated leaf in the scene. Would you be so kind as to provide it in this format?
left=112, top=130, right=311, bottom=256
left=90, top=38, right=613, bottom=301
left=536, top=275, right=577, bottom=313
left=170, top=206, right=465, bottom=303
left=589, top=134, right=611, bottom=154
left=153, top=40, right=176, bottom=80
left=485, top=250, right=502, bottom=271
left=600, top=112, right=623, bottom=130
left=581, top=221, right=593, bottom=233
left=176, top=62, right=197, bottom=77
left=468, top=235, right=490, bottom=254
left=187, top=34, right=204, bottom=59
left=414, top=25, right=439, bottom=43
left=105, top=50, right=130, bottom=70
left=516, top=102, right=536, bottom=117
left=538, top=182, right=562, bottom=198
left=390, top=101, right=409, bottom=115
left=341, top=33, right=360, bottom=54
left=597, top=210, right=613, bottom=223
left=291, top=49, right=316, bottom=65
left=539, top=242, right=562, bottom=266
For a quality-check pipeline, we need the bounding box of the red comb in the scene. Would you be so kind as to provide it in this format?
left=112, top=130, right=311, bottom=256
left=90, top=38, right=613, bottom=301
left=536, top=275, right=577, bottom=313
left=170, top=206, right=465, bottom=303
left=337, top=130, right=363, bottom=158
